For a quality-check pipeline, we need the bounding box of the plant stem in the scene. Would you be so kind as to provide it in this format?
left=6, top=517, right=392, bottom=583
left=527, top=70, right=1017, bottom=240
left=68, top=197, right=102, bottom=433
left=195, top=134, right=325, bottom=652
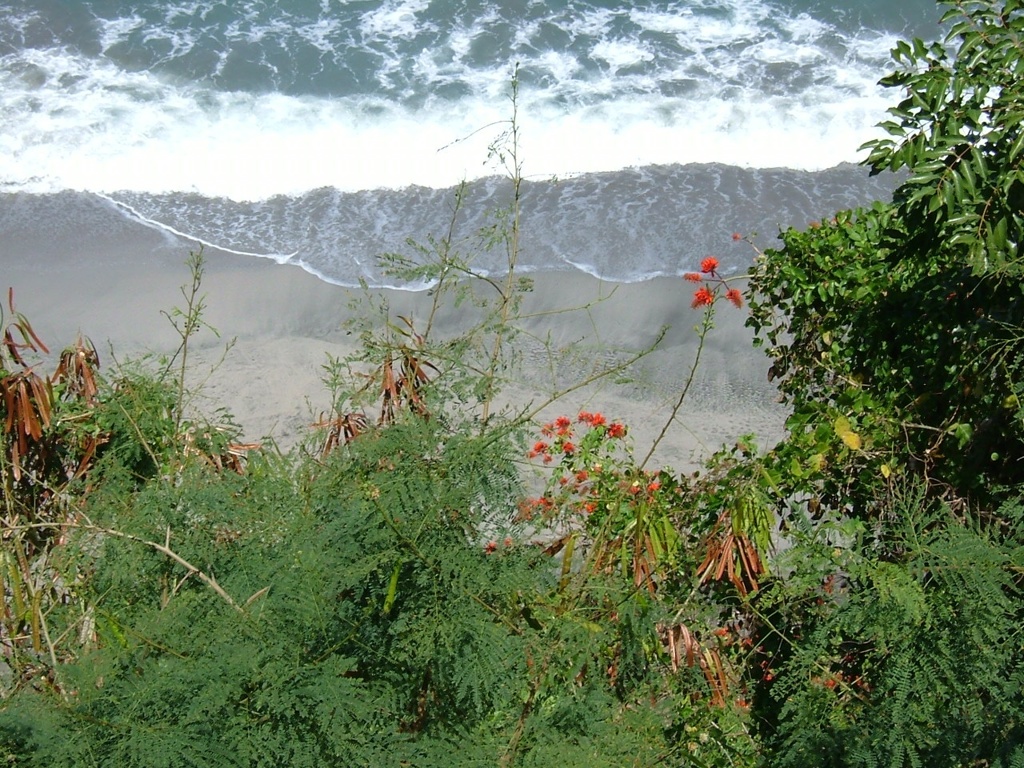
left=161, top=249, right=209, bottom=434
left=481, top=65, right=523, bottom=425
left=640, top=307, right=715, bottom=469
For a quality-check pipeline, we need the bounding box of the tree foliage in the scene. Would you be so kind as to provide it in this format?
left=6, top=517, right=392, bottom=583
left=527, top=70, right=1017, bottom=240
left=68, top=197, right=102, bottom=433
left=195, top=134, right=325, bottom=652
left=742, top=2, right=1024, bottom=764
left=5, top=3, right=1024, bottom=765
left=761, top=490, right=1024, bottom=767
left=749, top=0, right=1024, bottom=511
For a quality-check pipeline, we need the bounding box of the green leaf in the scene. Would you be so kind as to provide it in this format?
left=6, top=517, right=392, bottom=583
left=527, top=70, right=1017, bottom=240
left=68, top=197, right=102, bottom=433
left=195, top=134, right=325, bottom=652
left=383, top=561, right=401, bottom=614
left=949, top=422, right=974, bottom=448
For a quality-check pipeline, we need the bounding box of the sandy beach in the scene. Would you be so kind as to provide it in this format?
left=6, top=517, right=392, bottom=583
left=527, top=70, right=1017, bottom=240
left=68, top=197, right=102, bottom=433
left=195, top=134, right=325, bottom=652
left=3, top=204, right=787, bottom=471
left=0, top=0, right=909, bottom=477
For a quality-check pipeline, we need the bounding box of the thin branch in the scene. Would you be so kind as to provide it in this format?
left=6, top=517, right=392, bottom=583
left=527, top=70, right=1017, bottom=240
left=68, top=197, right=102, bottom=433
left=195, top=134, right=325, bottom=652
left=54, top=522, right=246, bottom=612
left=640, top=308, right=716, bottom=469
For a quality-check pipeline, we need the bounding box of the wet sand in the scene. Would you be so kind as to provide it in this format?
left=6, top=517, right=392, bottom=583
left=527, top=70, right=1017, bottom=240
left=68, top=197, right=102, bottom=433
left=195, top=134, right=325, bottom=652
left=3, top=220, right=786, bottom=469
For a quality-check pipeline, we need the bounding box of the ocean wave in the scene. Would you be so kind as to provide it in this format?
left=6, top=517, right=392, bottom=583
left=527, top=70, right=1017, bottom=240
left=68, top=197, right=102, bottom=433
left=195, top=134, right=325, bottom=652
left=1, top=0, right=938, bottom=198
left=99, top=162, right=899, bottom=287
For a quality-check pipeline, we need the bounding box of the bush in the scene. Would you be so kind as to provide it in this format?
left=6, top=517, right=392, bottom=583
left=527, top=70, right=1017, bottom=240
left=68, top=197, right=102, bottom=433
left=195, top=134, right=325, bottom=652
left=748, top=0, right=1024, bottom=514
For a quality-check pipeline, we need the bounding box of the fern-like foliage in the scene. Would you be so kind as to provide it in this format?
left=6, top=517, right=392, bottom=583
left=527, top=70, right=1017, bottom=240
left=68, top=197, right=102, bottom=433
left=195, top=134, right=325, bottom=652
left=1, top=413, right=704, bottom=766
left=763, top=487, right=1024, bottom=768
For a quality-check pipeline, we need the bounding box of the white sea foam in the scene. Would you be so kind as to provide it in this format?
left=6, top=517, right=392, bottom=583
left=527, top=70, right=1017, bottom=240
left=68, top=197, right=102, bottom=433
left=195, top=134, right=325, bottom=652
left=97, top=15, right=146, bottom=52
left=359, top=0, right=433, bottom=41
left=0, top=0, right=908, bottom=199
left=591, top=40, right=655, bottom=72
left=102, top=194, right=298, bottom=263
left=0, top=55, right=891, bottom=198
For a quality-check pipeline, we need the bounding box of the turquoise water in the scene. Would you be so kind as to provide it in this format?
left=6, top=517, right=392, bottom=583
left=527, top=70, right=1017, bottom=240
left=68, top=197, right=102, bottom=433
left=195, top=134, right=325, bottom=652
left=0, top=0, right=938, bottom=285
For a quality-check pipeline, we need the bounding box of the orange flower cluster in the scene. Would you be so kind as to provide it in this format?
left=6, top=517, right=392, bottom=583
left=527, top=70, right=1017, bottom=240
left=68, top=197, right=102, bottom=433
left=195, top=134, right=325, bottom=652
left=530, top=412, right=627, bottom=464
left=533, top=414, right=599, bottom=463
left=517, top=495, right=555, bottom=520
left=526, top=440, right=551, bottom=462
left=628, top=479, right=662, bottom=495
left=521, top=413, right=669, bottom=524
left=482, top=536, right=516, bottom=554
left=691, top=286, right=714, bottom=308
left=809, top=669, right=871, bottom=693
left=683, top=244, right=745, bottom=310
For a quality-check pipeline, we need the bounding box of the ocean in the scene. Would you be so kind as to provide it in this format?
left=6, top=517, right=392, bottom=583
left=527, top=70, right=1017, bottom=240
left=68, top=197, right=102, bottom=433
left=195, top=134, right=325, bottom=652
left=1, top=0, right=940, bottom=287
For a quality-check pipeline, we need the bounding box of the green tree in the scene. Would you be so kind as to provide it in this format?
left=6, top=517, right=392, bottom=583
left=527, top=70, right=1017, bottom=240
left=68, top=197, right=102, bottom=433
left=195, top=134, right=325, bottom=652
left=748, top=0, right=1024, bottom=513
left=741, top=3, right=1024, bottom=764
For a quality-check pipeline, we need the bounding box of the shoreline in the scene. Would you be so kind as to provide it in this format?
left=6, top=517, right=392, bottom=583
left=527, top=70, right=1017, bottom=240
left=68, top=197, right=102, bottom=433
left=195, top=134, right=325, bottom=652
left=3, top=236, right=786, bottom=469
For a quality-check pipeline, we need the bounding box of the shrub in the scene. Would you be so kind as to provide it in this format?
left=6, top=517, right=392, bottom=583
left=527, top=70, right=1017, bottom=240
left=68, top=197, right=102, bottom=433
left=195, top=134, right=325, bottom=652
left=748, top=0, right=1024, bottom=514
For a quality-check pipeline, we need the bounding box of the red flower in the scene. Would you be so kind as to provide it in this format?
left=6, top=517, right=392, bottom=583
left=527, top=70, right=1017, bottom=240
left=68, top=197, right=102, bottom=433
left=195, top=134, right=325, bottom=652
left=590, top=412, right=606, bottom=426
left=647, top=480, right=661, bottom=493
left=578, top=410, right=593, bottom=424
left=691, top=286, right=714, bottom=308
left=527, top=440, right=549, bottom=458
left=725, top=288, right=743, bottom=308
left=503, top=537, right=513, bottom=548
left=484, top=541, right=497, bottom=554
left=562, top=441, right=576, bottom=455
left=732, top=232, right=742, bottom=241
left=607, top=422, right=626, bottom=439
left=700, top=256, right=719, bottom=274
left=684, top=272, right=702, bottom=282
left=575, top=470, right=589, bottom=483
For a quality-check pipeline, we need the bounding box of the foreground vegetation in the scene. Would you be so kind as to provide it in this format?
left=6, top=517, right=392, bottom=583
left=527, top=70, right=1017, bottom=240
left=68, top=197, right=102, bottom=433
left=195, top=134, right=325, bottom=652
left=3, top=2, right=1023, bottom=764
